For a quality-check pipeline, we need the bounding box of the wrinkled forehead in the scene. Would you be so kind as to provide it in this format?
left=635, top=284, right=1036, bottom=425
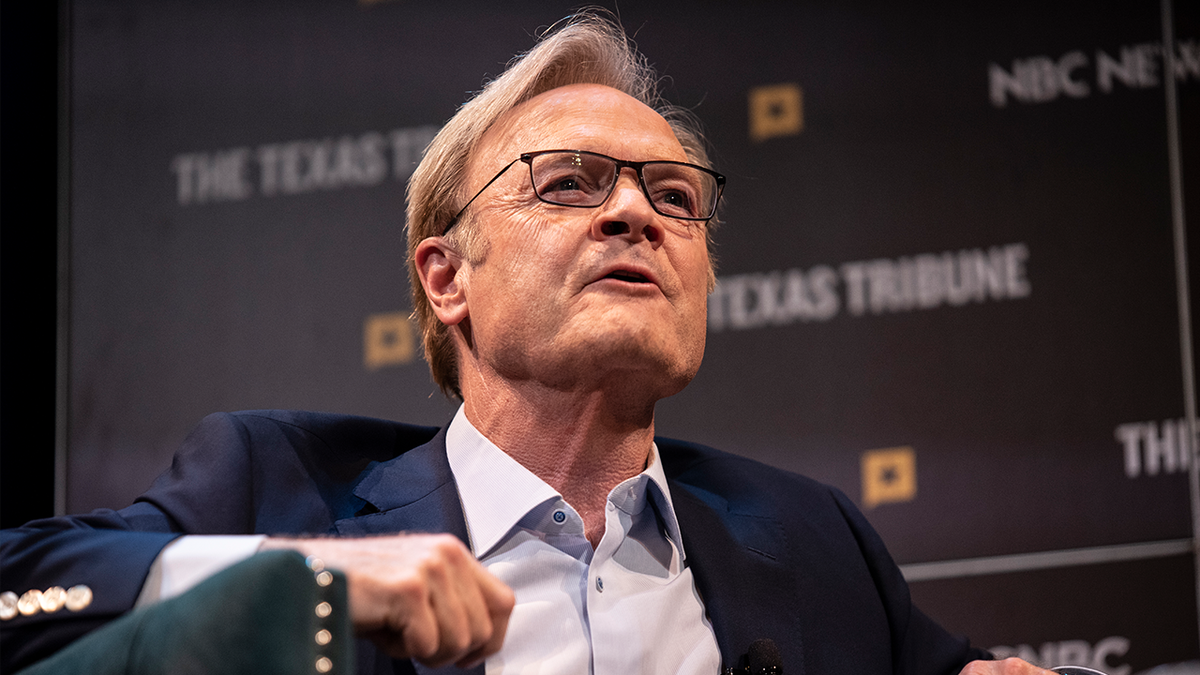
left=469, top=84, right=688, bottom=187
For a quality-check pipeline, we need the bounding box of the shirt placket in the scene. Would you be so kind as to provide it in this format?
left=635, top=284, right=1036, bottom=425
left=589, top=480, right=654, bottom=675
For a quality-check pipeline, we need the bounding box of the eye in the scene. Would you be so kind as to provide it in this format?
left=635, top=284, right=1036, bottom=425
left=650, top=184, right=698, bottom=218
left=532, top=152, right=613, bottom=205
left=644, top=163, right=711, bottom=219
left=536, top=171, right=599, bottom=205
left=660, top=191, right=688, bottom=208
left=544, top=175, right=582, bottom=193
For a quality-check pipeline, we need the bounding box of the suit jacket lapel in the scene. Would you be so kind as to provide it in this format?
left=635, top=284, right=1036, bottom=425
left=334, top=428, right=803, bottom=675
left=334, top=425, right=470, bottom=545
left=670, top=477, right=806, bottom=675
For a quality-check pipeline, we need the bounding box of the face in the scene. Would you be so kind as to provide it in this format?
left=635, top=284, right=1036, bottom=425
left=455, top=84, right=711, bottom=398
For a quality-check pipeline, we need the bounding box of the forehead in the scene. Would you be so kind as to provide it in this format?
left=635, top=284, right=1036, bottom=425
left=475, top=84, right=688, bottom=171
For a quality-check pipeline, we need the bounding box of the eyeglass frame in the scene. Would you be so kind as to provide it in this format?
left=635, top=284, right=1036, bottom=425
left=441, top=149, right=726, bottom=235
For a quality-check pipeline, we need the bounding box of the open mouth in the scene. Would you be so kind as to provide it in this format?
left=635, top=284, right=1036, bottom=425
left=604, top=270, right=651, bottom=283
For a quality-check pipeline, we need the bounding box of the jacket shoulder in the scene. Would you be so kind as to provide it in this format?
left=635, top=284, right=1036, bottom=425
left=137, top=410, right=442, bottom=535
left=657, top=436, right=988, bottom=674
left=220, top=410, right=440, bottom=457
left=656, top=436, right=840, bottom=512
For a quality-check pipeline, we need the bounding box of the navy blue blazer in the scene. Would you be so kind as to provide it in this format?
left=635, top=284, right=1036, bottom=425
left=1, top=410, right=987, bottom=674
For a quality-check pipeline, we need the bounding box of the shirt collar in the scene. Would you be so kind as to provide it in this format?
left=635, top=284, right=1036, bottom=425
left=444, top=405, right=687, bottom=561
left=633, top=438, right=686, bottom=562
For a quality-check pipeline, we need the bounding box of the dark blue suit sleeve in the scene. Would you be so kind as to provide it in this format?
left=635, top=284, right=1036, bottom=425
left=0, top=410, right=420, bottom=672
left=0, top=511, right=181, bottom=670
left=0, top=411, right=264, bottom=672
left=828, top=487, right=992, bottom=674
left=662, top=437, right=991, bottom=675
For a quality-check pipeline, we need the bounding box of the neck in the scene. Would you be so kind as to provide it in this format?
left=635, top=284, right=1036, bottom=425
left=462, top=378, right=657, bottom=547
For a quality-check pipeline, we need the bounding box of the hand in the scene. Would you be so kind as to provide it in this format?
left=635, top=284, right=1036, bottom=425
left=960, top=658, right=1058, bottom=675
left=262, top=533, right=515, bottom=668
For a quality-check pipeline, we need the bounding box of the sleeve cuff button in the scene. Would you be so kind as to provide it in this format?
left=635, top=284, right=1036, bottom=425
left=65, top=585, right=93, bottom=611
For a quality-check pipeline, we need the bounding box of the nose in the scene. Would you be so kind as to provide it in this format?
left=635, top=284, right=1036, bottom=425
left=591, top=168, right=662, bottom=245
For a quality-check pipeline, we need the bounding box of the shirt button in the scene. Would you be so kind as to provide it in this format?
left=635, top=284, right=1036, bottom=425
left=553, top=510, right=566, bottom=523
left=595, top=577, right=604, bottom=592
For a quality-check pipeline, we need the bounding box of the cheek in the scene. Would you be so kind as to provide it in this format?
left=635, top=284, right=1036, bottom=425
left=674, top=240, right=714, bottom=301
left=504, top=215, right=584, bottom=274
left=476, top=218, right=577, bottom=310
left=503, top=239, right=566, bottom=288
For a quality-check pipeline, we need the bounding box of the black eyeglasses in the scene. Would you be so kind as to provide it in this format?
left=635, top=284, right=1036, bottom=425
left=443, top=149, right=725, bottom=235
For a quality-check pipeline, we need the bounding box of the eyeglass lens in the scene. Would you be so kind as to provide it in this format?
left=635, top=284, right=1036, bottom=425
left=528, top=151, right=718, bottom=220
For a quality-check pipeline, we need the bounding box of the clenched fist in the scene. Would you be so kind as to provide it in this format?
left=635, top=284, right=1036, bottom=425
left=263, top=533, right=515, bottom=668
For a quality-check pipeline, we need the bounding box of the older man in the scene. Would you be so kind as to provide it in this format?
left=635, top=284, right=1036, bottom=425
left=2, top=12, right=1055, bottom=675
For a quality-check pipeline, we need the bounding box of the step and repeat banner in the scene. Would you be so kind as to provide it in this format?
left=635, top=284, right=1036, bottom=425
left=67, top=1, right=1198, bottom=670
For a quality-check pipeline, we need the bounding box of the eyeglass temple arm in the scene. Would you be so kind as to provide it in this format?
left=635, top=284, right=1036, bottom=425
left=441, top=158, right=523, bottom=235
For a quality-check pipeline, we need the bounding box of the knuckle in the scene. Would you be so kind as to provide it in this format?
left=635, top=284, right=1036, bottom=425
left=999, top=657, right=1029, bottom=671
left=390, top=575, right=430, bottom=606
left=416, top=535, right=466, bottom=568
left=958, top=660, right=988, bottom=675
left=406, top=627, right=439, bottom=660
left=496, top=586, right=516, bottom=613
left=471, top=614, right=493, bottom=642
left=429, top=532, right=464, bottom=550
left=447, top=628, right=472, bottom=654
left=421, top=557, right=453, bottom=584
left=435, top=538, right=471, bottom=564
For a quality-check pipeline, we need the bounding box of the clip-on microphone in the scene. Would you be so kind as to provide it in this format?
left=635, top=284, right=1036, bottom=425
left=721, top=638, right=782, bottom=675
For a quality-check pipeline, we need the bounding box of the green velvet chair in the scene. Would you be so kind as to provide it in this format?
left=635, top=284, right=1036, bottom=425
left=18, top=550, right=355, bottom=675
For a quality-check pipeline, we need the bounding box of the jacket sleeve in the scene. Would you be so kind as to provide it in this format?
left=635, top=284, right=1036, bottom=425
left=0, top=411, right=263, bottom=672
left=0, top=509, right=181, bottom=670
left=828, top=486, right=993, bottom=675
left=0, top=409, right=397, bottom=672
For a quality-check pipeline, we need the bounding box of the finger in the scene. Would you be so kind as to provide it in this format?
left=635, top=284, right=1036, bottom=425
left=418, top=545, right=478, bottom=667
left=446, top=554, right=496, bottom=654
left=343, top=560, right=442, bottom=662
left=959, top=658, right=1056, bottom=675
left=447, top=562, right=501, bottom=668
left=451, top=552, right=516, bottom=669
left=456, top=598, right=509, bottom=670
left=399, top=589, right=442, bottom=662
left=454, top=601, right=511, bottom=667
left=473, top=561, right=517, bottom=661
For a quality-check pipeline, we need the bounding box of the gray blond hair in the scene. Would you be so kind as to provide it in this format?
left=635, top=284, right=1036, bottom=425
left=407, top=10, right=717, bottom=399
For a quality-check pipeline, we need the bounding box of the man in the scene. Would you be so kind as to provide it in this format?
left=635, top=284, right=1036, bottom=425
left=2, top=12, right=1055, bottom=675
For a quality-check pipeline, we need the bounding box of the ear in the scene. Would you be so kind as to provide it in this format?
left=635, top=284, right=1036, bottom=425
left=414, top=237, right=469, bottom=326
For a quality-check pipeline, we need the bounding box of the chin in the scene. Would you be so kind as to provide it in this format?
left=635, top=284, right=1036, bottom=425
left=588, top=336, right=701, bottom=397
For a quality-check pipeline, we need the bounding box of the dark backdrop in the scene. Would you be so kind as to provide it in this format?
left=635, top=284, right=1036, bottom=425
left=4, top=1, right=1198, bottom=671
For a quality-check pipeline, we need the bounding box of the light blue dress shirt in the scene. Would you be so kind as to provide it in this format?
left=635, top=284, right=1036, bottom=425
left=445, top=406, right=721, bottom=675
